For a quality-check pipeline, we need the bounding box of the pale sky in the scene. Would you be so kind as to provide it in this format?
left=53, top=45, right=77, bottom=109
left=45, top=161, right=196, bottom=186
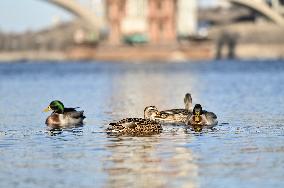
left=0, top=0, right=72, bottom=32
left=0, top=0, right=217, bottom=33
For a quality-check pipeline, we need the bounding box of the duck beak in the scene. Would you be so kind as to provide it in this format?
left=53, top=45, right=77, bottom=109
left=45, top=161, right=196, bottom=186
left=194, top=116, right=200, bottom=122
left=43, top=105, right=52, bottom=112
left=194, top=112, right=200, bottom=122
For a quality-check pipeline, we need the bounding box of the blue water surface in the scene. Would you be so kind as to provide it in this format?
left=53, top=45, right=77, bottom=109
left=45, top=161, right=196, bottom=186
left=0, top=60, right=283, bottom=188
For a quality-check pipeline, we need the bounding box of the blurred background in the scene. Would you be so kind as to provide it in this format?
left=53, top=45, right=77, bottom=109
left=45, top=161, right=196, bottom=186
left=0, top=0, right=284, bottom=61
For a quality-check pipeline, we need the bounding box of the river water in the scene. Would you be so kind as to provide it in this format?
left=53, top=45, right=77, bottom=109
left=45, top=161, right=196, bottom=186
left=0, top=60, right=283, bottom=188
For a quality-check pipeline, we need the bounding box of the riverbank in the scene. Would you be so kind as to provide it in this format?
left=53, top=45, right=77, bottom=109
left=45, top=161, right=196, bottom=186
left=0, top=43, right=213, bottom=62
left=0, top=42, right=283, bottom=62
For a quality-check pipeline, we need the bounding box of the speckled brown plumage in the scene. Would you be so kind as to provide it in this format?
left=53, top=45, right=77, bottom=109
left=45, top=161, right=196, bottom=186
left=106, top=118, right=162, bottom=136
left=145, top=93, right=193, bottom=124
left=151, top=109, right=192, bottom=124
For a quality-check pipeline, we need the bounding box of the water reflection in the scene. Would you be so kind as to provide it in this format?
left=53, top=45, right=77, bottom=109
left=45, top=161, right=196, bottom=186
left=108, top=65, right=198, bottom=118
left=46, top=126, right=84, bottom=136
left=104, top=133, right=199, bottom=188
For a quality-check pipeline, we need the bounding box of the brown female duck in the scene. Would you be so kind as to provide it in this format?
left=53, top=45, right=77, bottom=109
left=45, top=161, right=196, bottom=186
left=106, top=106, right=162, bottom=136
left=145, top=93, right=193, bottom=124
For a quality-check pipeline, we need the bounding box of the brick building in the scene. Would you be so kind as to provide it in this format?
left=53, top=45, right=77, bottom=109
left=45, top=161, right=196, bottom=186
left=106, top=0, right=197, bottom=45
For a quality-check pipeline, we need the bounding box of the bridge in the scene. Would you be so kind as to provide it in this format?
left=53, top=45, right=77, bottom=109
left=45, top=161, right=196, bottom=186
left=226, top=0, right=284, bottom=26
left=41, top=0, right=103, bottom=31
left=41, top=0, right=284, bottom=32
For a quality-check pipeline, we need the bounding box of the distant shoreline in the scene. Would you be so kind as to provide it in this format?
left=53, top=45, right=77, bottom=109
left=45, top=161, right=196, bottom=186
left=0, top=43, right=283, bottom=63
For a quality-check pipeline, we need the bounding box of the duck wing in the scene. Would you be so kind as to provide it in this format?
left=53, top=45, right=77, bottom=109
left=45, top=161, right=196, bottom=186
left=110, top=118, right=144, bottom=128
left=107, top=118, right=162, bottom=136
left=109, top=118, right=161, bottom=129
left=64, top=108, right=85, bottom=119
left=161, top=109, right=190, bottom=115
left=203, top=110, right=217, bottom=119
left=64, top=107, right=80, bottom=112
left=107, top=118, right=140, bottom=132
left=202, top=110, right=218, bottom=127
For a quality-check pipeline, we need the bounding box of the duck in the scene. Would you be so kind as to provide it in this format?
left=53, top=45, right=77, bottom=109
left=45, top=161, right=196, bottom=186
left=186, top=104, right=218, bottom=132
left=144, top=93, right=193, bottom=124
left=106, top=106, right=162, bottom=136
left=43, top=100, right=85, bottom=128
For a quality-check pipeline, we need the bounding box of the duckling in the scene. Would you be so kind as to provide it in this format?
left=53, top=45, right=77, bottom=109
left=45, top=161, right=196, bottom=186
left=145, top=93, right=193, bottom=124
left=106, top=106, right=162, bottom=136
left=186, top=104, right=217, bottom=132
left=43, top=100, right=85, bottom=128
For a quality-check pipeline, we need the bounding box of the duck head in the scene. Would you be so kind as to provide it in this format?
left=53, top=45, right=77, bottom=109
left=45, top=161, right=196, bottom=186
left=184, top=93, right=193, bottom=111
left=43, top=100, right=64, bottom=114
left=192, top=104, right=203, bottom=123
left=144, top=106, right=159, bottom=120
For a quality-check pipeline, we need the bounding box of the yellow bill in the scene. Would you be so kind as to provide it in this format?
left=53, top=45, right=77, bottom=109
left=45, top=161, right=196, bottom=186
left=194, top=112, right=200, bottom=122
left=43, top=105, right=52, bottom=112
left=194, top=116, right=200, bottom=122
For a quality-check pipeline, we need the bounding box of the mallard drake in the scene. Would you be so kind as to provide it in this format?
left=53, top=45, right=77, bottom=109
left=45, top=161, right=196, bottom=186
left=144, top=93, right=193, bottom=124
left=106, top=106, right=162, bottom=136
left=186, top=104, right=218, bottom=132
left=43, top=100, right=85, bottom=128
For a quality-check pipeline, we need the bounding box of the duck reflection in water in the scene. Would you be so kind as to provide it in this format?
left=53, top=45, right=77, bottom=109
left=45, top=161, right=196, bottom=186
left=46, top=124, right=84, bottom=136
left=104, top=134, right=198, bottom=187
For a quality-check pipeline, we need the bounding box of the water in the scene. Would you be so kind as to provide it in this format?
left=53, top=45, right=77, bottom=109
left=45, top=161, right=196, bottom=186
left=0, top=60, right=284, bottom=188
